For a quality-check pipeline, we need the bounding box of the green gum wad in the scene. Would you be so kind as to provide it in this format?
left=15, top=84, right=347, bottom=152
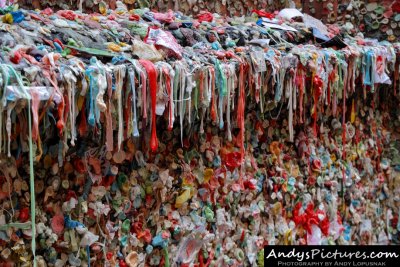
left=204, top=206, right=214, bottom=222
left=112, top=197, right=123, bottom=210
left=257, top=249, right=264, bottom=267
left=122, top=219, right=131, bottom=233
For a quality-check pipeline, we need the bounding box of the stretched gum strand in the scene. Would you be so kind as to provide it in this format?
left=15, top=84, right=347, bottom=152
left=139, top=59, right=158, bottom=152
left=30, top=89, right=40, bottom=142
left=105, top=72, right=113, bottom=152
left=96, top=72, right=107, bottom=113
left=114, top=65, right=126, bottom=151
left=6, top=101, right=16, bottom=158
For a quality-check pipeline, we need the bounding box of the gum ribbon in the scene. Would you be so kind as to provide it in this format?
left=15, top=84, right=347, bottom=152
left=114, top=65, right=127, bottom=151
left=130, top=59, right=147, bottom=136
left=174, top=62, right=186, bottom=146
left=105, top=72, right=113, bottom=151
left=86, top=57, right=105, bottom=127
left=139, top=59, right=159, bottom=152
left=287, top=66, right=295, bottom=142
left=30, top=89, right=40, bottom=141
left=209, top=67, right=217, bottom=123
left=199, top=69, right=207, bottom=134
left=161, top=65, right=175, bottom=131
left=312, top=76, right=323, bottom=137
left=85, top=67, right=96, bottom=127
left=363, top=50, right=375, bottom=92
left=128, top=68, right=140, bottom=137
left=63, top=69, right=78, bottom=146
left=237, top=62, right=246, bottom=163
left=215, top=59, right=227, bottom=129
left=187, top=69, right=194, bottom=124
left=225, top=64, right=234, bottom=142
left=6, top=100, right=16, bottom=157
left=179, top=64, right=187, bottom=145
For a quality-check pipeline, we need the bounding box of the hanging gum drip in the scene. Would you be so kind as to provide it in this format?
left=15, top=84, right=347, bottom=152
left=30, top=90, right=40, bottom=142
left=114, top=65, right=127, bottom=151
left=127, top=68, right=139, bottom=137
left=139, top=59, right=159, bottom=152
left=163, top=67, right=174, bottom=131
